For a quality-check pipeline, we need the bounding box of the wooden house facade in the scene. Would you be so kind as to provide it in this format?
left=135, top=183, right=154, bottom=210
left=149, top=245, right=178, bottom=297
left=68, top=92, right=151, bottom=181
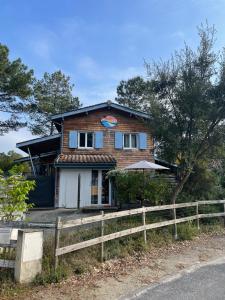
left=16, top=101, right=155, bottom=208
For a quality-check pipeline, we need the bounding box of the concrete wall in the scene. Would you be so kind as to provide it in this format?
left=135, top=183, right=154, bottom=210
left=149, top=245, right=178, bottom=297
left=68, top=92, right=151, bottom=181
left=14, top=230, right=43, bottom=283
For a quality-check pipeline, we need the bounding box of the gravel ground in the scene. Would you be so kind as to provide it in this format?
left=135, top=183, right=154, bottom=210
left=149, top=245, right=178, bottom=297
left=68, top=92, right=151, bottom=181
left=17, top=230, right=225, bottom=300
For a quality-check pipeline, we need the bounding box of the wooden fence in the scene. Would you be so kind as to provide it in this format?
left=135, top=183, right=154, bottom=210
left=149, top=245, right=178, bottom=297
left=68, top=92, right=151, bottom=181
left=54, top=200, right=225, bottom=268
left=0, top=228, right=18, bottom=269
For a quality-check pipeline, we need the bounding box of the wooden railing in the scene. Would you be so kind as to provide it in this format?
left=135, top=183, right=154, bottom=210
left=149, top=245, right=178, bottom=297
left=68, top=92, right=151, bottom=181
left=54, top=200, right=225, bottom=268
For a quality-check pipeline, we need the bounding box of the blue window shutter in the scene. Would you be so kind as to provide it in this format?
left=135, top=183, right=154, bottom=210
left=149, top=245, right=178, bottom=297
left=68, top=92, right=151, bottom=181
left=69, top=131, right=77, bottom=148
left=95, top=131, right=103, bottom=148
left=139, top=133, right=147, bottom=149
left=115, top=132, right=123, bottom=149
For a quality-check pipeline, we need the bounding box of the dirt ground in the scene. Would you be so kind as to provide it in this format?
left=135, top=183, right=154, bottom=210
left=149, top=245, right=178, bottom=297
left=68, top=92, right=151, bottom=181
left=18, top=230, right=225, bottom=300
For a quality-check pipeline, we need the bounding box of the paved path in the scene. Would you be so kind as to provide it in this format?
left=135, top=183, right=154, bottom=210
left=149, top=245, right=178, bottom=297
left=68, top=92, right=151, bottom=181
left=127, top=259, right=225, bottom=300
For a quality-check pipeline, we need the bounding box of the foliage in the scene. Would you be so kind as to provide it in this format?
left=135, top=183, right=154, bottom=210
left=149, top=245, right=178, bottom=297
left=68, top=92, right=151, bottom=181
left=108, top=170, right=172, bottom=206
left=177, top=222, right=198, bottom=240
left=0, top=43, right=34, bottom=134
left=9, top=163, right=30, bottom=176
left=179, top=161, right=225, bottom=201
left=115, top=76, right=152, bottom=111
left=29, top=70, right=81, bottom=135
left=0, top=173, right=35, bottom=221
left=0, top=151, right=29, bottom=175
left=144, top=175, right=173, bottom=205
left=144, top=24, right=225, bottom=203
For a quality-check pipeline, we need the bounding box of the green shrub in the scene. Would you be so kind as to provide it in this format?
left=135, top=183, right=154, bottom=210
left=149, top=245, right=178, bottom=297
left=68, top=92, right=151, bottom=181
left=0, top=173, right=35, bottom=221
left=177, top=222, right=198, bottom=240
left=108, top=170, right=172, bottom=206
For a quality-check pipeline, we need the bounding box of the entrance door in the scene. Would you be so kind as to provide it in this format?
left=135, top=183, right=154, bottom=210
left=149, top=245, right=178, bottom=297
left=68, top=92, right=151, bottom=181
left=101, top=170, right=110, bottom=205
left=91, top=170, right=111, bottom=206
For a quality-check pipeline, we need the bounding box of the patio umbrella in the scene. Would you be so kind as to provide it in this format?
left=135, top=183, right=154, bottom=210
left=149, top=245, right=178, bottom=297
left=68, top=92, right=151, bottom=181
left=124, top=160, right=169, bottom=171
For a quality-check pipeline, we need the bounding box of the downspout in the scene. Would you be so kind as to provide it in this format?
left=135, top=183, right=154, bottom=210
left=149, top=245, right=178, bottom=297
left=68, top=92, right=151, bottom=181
left=27, top=147, right=36, bottom=177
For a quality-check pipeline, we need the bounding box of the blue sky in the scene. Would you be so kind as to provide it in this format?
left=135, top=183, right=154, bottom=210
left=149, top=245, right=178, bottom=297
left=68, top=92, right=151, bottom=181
left=1, top=0, right=225, bottom=154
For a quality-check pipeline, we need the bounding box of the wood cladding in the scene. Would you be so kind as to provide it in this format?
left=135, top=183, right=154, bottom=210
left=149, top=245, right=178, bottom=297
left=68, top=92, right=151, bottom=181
left=62, top=108, right=154, bottom=168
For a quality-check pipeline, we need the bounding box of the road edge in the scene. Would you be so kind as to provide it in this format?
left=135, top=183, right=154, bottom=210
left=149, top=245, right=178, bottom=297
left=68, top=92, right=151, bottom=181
left=120, top=256, right=225, bottom=300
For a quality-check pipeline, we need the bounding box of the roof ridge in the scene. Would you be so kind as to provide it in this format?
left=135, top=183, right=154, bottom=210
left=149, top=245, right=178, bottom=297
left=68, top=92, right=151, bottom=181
left=51, top=101, right=150, bottom=121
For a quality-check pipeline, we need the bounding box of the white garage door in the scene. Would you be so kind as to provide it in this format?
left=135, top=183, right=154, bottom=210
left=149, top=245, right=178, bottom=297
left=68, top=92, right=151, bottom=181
left=79, top=170, right=91, bottom=207
left=59, top=169, right=91, bottom=208
left=59, top=169, right=79, bottom=208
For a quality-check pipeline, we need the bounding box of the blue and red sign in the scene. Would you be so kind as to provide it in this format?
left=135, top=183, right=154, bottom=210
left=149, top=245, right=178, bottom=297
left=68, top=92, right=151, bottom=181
left=101, top=115, right=118, bottom=128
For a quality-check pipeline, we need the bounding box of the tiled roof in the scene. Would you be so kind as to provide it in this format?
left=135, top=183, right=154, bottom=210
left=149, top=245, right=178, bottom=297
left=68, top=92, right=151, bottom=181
left=55, top=153, right=116, bottom=164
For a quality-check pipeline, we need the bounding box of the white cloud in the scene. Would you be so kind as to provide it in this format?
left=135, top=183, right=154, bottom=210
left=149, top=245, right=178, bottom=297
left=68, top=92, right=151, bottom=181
left=77, top=55, right=144, bottom=81
left=77, top=56, right=103, bottom=80
left=170, top=31, right=185, bottom=40
left=74, top=55, right=145, bottom=104
left=77, top=84, right=117, bottom=106
left=30, top=38, right=51, bottom=60
left=120, top=23, right=152, bottom=38
left=0, top=128, right=37, bottom=155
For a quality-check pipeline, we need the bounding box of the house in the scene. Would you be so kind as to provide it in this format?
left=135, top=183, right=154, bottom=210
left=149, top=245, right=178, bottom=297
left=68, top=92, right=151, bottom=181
left=16, top=101, right=155, bottom=209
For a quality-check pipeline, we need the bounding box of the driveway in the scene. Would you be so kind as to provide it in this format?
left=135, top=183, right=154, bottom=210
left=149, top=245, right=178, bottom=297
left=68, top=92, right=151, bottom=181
left=127, top=259, right=225, bottom=300
left=26, top=208, right=96, bottom=223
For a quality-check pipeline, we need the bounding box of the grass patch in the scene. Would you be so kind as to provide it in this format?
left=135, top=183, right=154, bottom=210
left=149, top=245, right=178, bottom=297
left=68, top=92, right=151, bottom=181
left=177, top=222, right=199, bottom=240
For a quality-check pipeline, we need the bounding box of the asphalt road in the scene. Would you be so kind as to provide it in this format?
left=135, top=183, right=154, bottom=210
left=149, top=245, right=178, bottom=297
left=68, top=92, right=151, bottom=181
left=127, top=261, right=225, bottom=300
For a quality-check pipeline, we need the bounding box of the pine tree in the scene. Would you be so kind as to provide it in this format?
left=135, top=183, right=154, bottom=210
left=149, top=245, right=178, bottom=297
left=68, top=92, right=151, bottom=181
left=0, top=43, right=34, bottom=134
left=29, top=70, right=81, bottom=135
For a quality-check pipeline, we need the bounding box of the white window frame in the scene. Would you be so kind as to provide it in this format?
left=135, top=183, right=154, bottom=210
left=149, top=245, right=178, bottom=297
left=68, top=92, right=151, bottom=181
left=78, top=132, right=94, bottom=149
left=123, top=133, right=138, bottom=149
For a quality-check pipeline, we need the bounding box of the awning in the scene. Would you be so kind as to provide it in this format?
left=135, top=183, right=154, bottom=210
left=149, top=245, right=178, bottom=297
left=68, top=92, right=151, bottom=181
left=55, top=153, right=116, bottom=169
left=16, top=134, right=61, bottom=156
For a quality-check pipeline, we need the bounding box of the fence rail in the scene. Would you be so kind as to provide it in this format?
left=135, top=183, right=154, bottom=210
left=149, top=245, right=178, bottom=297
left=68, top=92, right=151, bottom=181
left=0, top=258, right=15, bottom=268
left=54, top=200, right=225, bottom=268
left=0, top=221, right=55, bottom=229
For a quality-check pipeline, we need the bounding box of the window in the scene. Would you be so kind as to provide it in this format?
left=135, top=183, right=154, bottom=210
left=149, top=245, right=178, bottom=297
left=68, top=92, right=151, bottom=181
left=123, top=133, right=138, bottom=149
left=78, top=132, right=94, bottom=148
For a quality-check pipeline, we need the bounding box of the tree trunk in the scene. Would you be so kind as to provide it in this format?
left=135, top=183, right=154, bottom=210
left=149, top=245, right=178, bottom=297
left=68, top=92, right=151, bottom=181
left=171, top=171, right=192, bottom=205
left=170, top=170, right=192, bottom=240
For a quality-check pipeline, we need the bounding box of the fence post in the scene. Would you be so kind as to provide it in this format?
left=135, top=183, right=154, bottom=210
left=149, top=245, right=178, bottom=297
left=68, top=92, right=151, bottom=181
left=54, top=216, right=61, bottom=271
left=196, top=202, right=200, bottom=230
left=142, top=206, right=147, bottom=244
left=101, top=211, right=104, bottom=262
left=173, top=205, right=178, bottom=240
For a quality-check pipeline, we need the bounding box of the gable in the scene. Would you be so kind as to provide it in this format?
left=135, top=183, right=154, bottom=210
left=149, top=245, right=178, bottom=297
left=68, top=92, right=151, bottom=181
left=52, top=101, right=150, bottom=131
left=62, top=107, right=149, bottom=133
